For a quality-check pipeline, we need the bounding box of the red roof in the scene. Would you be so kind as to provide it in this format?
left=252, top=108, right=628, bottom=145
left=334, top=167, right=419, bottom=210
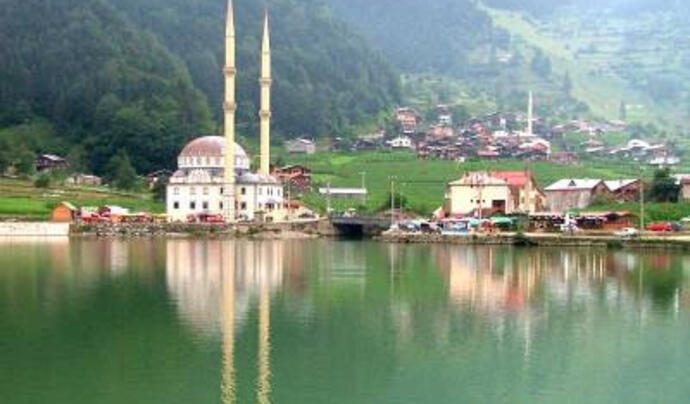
left=493, top=171, right=531, bottom=187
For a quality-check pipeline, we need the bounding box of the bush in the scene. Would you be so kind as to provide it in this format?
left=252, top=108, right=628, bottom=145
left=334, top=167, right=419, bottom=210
left=34, top=174, right=51, bottom=188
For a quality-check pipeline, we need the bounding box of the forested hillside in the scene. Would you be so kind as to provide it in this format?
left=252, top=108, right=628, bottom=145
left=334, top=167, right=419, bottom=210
left=0, top=0, right=400, bottom=175
left=326, top=0, right=690, bottom=131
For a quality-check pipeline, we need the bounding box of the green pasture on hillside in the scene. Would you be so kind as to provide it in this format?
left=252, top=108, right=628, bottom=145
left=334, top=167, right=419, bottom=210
left=282, top=150, right=669, bottom=215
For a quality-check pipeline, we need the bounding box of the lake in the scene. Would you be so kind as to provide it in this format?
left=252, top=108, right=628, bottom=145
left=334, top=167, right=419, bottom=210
left=1, top=238, right=689, bottom=403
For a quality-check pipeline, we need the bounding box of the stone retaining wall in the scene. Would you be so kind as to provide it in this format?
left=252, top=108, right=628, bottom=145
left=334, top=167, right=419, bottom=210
left=0, top=222, right=70, bottom=236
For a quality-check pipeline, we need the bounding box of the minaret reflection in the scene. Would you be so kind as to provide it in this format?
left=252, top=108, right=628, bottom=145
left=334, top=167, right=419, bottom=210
left=165, top=239, right=284, bottom=403
left=221, top=241, right=236, bottom=404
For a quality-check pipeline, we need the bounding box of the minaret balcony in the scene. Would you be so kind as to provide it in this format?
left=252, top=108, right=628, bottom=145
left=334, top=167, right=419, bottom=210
left=260, top=78, right=272, bottom=86
left=259, top=110, right=272, bottom=119
left=224, top=102, right=237, bottom=112
left=224, top=67, right=237, bottom=76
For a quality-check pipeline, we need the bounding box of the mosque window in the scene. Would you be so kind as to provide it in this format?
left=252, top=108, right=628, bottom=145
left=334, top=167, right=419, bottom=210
left=202, top=201, right=209, bottom=210
left=258, top=188, right=262, bottom=196
left=241, top=187, right=246, bottom=195
left=190, top=202, right=196, bottom=210
left=203, top=187, right=209, bottom=195
left=173, top=202, right=179, bottom=210
left=220, top=187, right=224, bottom=195
left=173, top=187, right=179, bottom=195
left=190, top=187, right=196, bottom=196
left=241, top=202, right=247, bottom=210
left=220, top=202, right=224, bottom=210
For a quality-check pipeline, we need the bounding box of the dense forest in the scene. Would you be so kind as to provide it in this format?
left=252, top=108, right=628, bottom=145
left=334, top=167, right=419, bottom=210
left=0, top=0, right=400, bottom=175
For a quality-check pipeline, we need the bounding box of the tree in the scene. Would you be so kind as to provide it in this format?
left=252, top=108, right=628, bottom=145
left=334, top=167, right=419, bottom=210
left=531, top=50, right=552, bottom=78
left=648, top=168, right=679, bottom=203
left=105, top=150, right=138, bottom=191
left=15, top=148, right=35, bottom=177
left=152, top=175, right=169, bottom=203
left=619, top=100, right=627, bottom=121
left=562, top=71, right=572, bottom=96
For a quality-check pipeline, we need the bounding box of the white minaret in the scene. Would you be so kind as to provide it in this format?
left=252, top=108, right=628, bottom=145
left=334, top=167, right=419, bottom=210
left=259, top=13, right=272, bottom=175
left=527, top=91, right=534, bottom=136
left=223, top=0, right=237, bottom=222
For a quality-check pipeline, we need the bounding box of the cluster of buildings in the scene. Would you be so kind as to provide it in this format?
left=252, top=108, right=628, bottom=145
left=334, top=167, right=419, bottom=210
left=439, top=170, right=643, bottom=219
left=583, top=138, right=679, bottom=167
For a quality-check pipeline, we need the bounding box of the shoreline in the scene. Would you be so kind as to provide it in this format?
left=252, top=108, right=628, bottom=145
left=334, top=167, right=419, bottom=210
left=375, top=231, right=690, bottom=249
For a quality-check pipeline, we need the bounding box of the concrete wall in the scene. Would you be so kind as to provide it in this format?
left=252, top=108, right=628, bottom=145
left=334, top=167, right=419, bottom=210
left=446, top=184, right=512, bottom=215
left=0, top=222, right=70, bottom=236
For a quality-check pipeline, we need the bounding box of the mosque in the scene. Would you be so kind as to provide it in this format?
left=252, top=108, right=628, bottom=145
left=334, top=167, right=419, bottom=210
left=167, top=1, right=284, bottom=223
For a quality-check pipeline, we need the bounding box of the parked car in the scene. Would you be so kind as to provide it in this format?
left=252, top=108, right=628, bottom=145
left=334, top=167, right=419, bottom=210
left=560, top=223, right=581, bottom=233
left=646, top=222, right=675, bottom=232
left=615, top=227, right=639, bottom=238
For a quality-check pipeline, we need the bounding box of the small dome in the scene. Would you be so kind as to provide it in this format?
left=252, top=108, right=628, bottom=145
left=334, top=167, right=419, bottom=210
left=178, top=136, right=250, bottom=171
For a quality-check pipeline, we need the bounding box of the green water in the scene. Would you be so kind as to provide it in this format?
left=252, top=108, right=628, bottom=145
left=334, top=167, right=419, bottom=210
left=1, top=238, right=690, bottom=403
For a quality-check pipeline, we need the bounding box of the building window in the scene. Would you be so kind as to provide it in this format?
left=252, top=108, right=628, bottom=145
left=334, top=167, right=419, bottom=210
left=220, top=202, right=224, bottom=210
left=202, top=201, right=209, bottom=210
left=277, top=189, right=282, bottom=196
left=203, top=187, right=209, bottom=195
left=241, top=202, right=247, bottom=210
left=190, top=202, right=196, bottom=210
left=173, top=187, right=180, bottom=196
left=173, top=202, right=179, bottom=209
left=258, top=187, right=263, bottom=195
left=190, top=187, right=196, bottom=196
left=220, top=187, right=224, bottom=195
left=241, top=187, right=246, bottom=195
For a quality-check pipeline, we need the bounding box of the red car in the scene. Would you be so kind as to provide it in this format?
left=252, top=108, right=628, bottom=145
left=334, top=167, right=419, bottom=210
left=646, top=222, right=674, bottom=232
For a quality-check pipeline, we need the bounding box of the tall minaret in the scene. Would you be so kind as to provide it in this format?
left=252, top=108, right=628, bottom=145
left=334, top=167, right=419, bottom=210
left=259, top=12, right=272, bottom=175
left=223, top=0, right=237, bottom=222
left=527, top=91, right=534, bottom=136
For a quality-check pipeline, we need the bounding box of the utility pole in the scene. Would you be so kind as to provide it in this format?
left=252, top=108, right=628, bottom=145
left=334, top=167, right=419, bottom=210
left=360, top=171, right=367, bottom=205
left=326, top=181, right=331, bottom=216
left=640, top=172, right=645, bottom=231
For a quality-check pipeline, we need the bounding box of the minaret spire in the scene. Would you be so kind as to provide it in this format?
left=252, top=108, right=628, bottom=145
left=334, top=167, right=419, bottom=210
left=527, top=90, right=533, bottom=136
left=259, top=11, right=272, bottom=175
left=223, top=0, right=237, bottom=222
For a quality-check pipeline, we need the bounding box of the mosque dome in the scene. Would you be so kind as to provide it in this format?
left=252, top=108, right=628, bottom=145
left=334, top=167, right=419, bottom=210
left=177, top=136, right=250, bottom=171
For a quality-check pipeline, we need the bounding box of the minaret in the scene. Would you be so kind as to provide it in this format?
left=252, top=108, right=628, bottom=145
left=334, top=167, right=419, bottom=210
left=259, top=12, right=272, bottom=175
left=223, top=0, right=237, bottom=222
left=527, top=91, right=533, bottom=136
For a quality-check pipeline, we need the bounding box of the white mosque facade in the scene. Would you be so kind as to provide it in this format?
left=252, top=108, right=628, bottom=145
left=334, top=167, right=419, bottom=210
left=166, top=136, right=284, bottom=222
left=167, top=1, right=284, bottom=223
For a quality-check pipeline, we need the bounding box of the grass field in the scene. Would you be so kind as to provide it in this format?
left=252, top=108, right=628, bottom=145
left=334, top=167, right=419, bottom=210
left=281, top=150, right=665, bottom=215
left=0, top=178, right=163, bottom=220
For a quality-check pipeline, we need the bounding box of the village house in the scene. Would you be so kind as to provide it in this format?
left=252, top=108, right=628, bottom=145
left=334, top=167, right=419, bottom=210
left=271, top=164, right=312, bottom=193
left=145, top=169, right=173, bottom=189
left=66, top=173, right=103, bottom=186
left=679, top=177, right=690, bottom=201
left=51, top=201, right=77, bottom=223
left=36, top=154, right=68, bottom=172
left=396, top=107, right=419, bottom=135
left=387, top=136, right=413, bottom=150
left=544, top=179, right=611, bottom=213
left=550, top=151, right=579, bottom=165
left=285, top=138, right=316, bottom=155
left=443, top=171, right=546, bottom=217
left=604, top=179, right=641, bottom=202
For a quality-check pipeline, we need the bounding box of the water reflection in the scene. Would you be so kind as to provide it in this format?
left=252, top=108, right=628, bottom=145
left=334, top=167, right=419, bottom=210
left=2, top=239, right=690, bottom=403
left=165, top=240, right=286, bottom=404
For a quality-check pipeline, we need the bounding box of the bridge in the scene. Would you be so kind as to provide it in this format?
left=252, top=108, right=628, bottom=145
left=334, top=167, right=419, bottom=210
left=330, top=216, right=391, bottom=237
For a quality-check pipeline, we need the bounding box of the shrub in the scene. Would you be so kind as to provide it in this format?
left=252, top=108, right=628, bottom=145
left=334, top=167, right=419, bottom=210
left=34, top=174, right=51, bottom=188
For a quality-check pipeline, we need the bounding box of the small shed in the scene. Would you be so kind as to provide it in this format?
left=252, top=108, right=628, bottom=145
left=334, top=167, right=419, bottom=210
left=52, top=202, right=77, bottom=223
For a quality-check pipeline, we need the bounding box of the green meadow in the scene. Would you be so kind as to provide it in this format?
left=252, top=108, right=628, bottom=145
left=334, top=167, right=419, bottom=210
left=0, top=178, right=163, bottom=220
